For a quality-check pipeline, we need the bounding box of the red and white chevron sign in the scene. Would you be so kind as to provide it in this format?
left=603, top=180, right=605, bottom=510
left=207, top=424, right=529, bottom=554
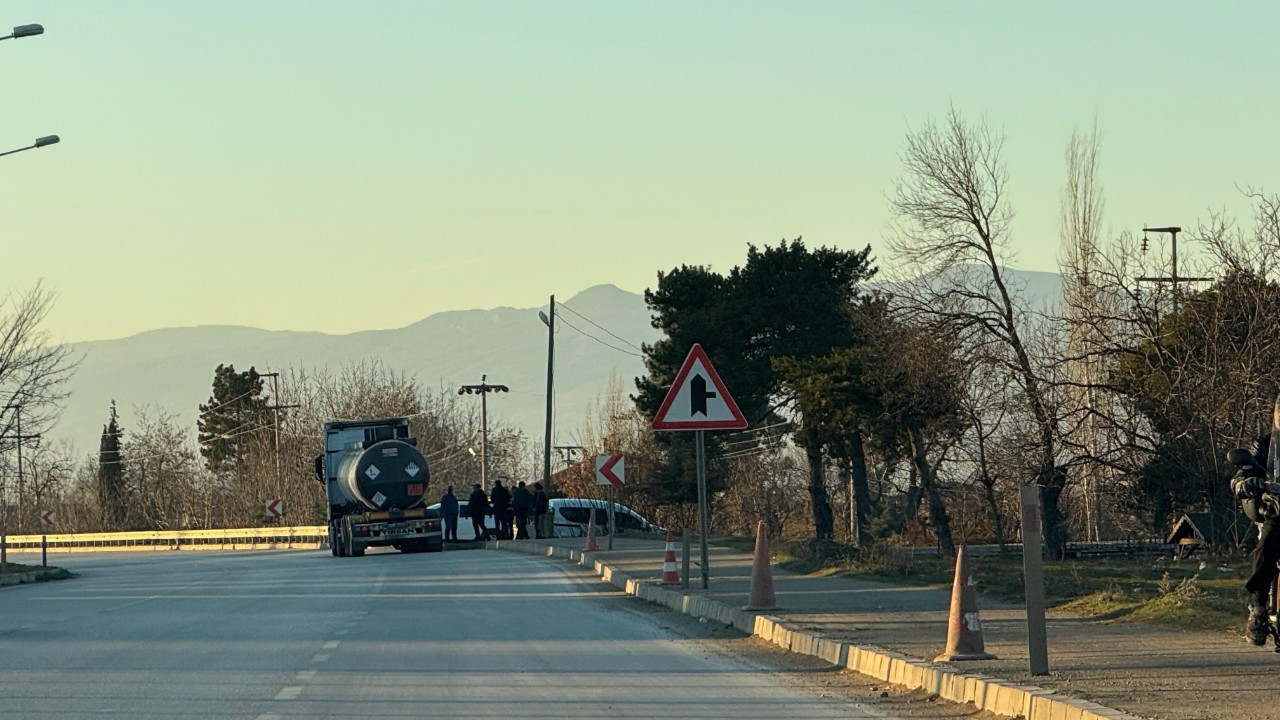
left=595, top=454, right=625, bottom=486
left=265, top=499, right=285, bottom=518
left=40, top=510, right=57, bottom=526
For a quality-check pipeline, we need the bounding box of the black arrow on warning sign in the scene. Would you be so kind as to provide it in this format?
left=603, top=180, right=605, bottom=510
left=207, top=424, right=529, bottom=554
left=690, top=374, right=717, bottom=416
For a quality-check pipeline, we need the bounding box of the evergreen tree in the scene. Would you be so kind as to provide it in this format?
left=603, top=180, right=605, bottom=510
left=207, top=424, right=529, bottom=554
left=197, top=364, right=271, bottom=476
left=98, top=400, right=125, bottom=528
left=635, top=239, right=877, bottom=538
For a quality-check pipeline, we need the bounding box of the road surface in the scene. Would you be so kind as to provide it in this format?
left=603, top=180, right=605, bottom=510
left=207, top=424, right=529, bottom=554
left=0, top=549, right=904, bottom=719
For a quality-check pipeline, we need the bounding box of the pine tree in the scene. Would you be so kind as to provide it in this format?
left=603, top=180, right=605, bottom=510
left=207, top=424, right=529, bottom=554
left=197, top=364, right=271, bottom=476
left=98, top=400, right=125, bottom=528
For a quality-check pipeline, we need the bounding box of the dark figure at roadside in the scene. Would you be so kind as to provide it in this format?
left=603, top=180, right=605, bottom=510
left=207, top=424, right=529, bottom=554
left=1231, top=434, right=1280, bottom=645
left=532, top=482, right=549, bottom=539
left=440, top=485, right=460, bottom=543
left=467, top=483, right=491, bottom=541
left=511, top=481, right=534, bottom=540
left=490, top=480, right=512, bottom=540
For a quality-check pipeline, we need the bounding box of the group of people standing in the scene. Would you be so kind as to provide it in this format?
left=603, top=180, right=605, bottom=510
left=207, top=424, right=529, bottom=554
left=438, top=480, right=549, bottom=542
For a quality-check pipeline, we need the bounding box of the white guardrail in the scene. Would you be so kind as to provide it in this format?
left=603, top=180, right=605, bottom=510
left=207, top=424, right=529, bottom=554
left=2, top=526, right=328, bottom=552
left=904, top=539, right=1172, bottom=558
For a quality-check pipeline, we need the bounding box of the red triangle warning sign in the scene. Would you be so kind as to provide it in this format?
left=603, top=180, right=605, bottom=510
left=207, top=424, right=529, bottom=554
left=652, top=344, right=748, bottom=431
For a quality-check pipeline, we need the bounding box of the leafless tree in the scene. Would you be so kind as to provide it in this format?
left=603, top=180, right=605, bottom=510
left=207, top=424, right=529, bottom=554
left=1058, top=123, right=1112, bottom=541
left=0, top=283, right=78, bottom=523
left=889, top=106, right=1070, bottom=556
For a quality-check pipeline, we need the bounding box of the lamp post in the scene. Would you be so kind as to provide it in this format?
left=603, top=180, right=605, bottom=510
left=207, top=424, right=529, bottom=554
left=0, top=135, right=59, bottom=158
left=1137, top=225, right=1212, bottom=313
left=0, top=24, right=43, bottom=41
left=458, top=375, right=509, bottom=492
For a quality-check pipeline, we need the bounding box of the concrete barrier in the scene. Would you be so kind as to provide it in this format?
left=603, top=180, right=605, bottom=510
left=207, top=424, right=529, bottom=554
left=0, top=569, right=65, bottom=587
left=492, top=539, right=1141, bottom=720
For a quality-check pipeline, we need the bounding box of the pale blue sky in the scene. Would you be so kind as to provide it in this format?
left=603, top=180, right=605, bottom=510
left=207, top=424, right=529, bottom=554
left=2, top=2, right=1276, bottom=342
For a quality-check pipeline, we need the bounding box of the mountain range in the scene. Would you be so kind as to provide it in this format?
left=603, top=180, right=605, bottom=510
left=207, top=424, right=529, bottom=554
left=51, top=268, right=1063, bottom=454
left=55, top=284, right=660, bottom=454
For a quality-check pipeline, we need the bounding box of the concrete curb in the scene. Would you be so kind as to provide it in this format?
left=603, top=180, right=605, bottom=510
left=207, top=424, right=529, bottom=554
left=492, top=540, right=1141, bottom=720
left=0, top=569, right=66, bottom=587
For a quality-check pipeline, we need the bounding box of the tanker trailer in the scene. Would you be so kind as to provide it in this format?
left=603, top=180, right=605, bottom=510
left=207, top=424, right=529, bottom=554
left=319, top=417, right=443, bottom=557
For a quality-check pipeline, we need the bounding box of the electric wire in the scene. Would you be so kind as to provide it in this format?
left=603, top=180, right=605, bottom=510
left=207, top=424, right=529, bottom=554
left=557, top=303, right=645, bottom=352
left=556, top=315, right=644, bottom=358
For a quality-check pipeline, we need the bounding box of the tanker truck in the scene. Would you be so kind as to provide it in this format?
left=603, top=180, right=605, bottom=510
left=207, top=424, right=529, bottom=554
left=318, top=417, right=443, bottom=557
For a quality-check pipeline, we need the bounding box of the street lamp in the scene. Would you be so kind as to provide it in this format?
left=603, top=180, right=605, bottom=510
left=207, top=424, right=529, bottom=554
left=1, top=24, right=43, bottom=41
left=0, top=135, right=59, bottom=158
left=458, top=375, right=509, bottom=492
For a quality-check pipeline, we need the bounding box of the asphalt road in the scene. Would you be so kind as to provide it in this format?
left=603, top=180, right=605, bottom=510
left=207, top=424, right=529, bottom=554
left=0, top=549, right=894, bottom=719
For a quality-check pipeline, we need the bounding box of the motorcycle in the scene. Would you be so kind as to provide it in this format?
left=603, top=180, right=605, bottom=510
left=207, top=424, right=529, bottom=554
left=1227, top=445, right=1280, bottom=651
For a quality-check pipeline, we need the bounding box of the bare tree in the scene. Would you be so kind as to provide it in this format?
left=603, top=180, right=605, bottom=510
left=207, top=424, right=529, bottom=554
left=1059, top=123, right=1110, bottom=541
left=889, top=106, right=1069, bottom=556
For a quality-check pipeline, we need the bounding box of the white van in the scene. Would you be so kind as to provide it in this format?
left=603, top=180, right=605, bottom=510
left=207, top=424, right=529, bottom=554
left=425, top=497, right=663, bottom=541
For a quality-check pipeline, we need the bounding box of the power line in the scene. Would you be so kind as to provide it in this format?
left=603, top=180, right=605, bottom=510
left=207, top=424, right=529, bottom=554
left=557, top=315, right=643, bottom=357
left=557, top=303, right=645, bottom=352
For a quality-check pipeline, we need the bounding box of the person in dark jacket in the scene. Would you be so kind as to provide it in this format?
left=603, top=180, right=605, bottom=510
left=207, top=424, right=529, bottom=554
left=1231, top=434, right=1280, bottom=645
left=532, top=482, right=549, bottom=539
left=440, top=486, right=460, bottom=543
left=467, top=484, right=491, bottom=541
left=511, top=481, right=534, bottom=540
left=489, top=480, right=511, bottom=539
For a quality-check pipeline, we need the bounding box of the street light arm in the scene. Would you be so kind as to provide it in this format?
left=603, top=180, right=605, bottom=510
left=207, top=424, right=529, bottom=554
left=0, top=135, right=60, bottom=158
left=0, top=23, right=44, bottom=40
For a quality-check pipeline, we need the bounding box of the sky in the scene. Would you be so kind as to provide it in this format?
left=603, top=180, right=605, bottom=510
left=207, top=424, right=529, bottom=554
left=2, top=2, right=1277, bottom=343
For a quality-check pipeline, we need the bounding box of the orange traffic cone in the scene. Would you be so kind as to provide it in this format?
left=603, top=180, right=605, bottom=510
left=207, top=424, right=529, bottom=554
left=659, top=530, right=680, bottom=586
left=583, top=520, right=600, bottom=552
left=745, top=521, right=777, bottom=610
left=934, top=544, right=996, bottom=661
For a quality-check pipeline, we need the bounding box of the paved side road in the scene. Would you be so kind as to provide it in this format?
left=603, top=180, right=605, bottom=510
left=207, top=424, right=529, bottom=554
left=543, top=537, right=1274, bottom=720
left=1, top=549, right=903, bottom=719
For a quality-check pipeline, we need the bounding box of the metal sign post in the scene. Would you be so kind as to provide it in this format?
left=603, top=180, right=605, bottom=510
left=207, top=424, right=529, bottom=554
left=607, top=484, right=615, bottom=551
left=1021, top=485, right=1049, bottom=676
left=696, top=429, right=710, bottom=589
left=651, top=344, right=748, bottom=591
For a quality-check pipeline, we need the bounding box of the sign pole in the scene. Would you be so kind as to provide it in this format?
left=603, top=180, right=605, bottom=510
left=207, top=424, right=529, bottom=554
left=1020, top=485, right=1049, bottom=675
left=696, top=429, right=710, bottom=589
left=607, top=484, right=615, bottom=550
left=681, top=527, right=691, bottom=590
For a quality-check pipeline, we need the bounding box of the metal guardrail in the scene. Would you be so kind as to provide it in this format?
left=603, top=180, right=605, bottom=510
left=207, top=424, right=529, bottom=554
left=904, top=540, right=1172, bottom=559
left=2, top=526, right=328, bottom=551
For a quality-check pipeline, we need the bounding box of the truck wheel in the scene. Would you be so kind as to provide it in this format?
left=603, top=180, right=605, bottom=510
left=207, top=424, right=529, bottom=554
left=342, top=518, right=358, bottom=558
left=334, top=522, right=348, bottom=557
left=427, top=540, right=444, bottom=553
left=329, top=523, right=341, bottom=557
left=350, top=541, right=366, bottom=557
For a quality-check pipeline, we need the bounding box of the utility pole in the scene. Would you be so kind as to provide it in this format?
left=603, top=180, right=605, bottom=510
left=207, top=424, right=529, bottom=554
left=458, top=375, right=509, bottom=492
left=553, top=445, right=583, bottom=462
left=540, top=296, right=556, bottom=540
left=1137, top=226, right=1212, bottom=312
left=1, top=403, right=40, bottom=556
left=259, top=372, right=299, bottom=516
left=540, top=296, right=555, bottom=495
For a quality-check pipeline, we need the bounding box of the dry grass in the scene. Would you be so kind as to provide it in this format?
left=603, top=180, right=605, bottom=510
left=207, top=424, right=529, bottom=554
left=757, top=536, right=1251, bottom=632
